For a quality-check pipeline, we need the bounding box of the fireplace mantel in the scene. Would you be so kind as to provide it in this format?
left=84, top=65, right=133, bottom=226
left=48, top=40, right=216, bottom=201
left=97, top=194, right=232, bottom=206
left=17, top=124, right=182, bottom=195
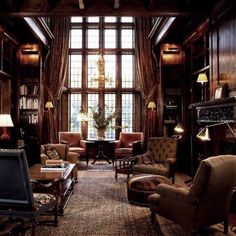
left=189, top=97, right=236, bottom=123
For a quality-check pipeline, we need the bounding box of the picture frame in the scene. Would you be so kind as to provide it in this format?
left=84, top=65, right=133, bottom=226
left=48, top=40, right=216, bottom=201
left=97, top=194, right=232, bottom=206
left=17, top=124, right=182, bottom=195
left=214, top=85, right=224, bottom=99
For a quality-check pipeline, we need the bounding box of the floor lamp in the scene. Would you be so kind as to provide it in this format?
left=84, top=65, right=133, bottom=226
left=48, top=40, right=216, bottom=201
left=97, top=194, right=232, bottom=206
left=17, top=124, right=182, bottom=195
left=45, top=101, right=53, bottom=143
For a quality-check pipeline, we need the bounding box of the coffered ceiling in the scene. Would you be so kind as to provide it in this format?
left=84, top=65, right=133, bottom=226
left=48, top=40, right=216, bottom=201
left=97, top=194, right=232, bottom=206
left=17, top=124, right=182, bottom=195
left=0, top=0, right=222, bottom=17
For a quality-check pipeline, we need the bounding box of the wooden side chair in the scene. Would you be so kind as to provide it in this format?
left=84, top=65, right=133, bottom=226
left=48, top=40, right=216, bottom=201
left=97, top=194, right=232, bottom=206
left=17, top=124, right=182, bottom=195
left=0, top=149, right=58, bottom=235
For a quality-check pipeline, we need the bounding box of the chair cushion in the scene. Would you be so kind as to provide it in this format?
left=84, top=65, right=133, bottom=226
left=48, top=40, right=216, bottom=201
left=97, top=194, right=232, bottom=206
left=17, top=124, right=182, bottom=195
left=45, top=146, right=60, bottom=160
left=115, top=148, right=132, bottom=158
left=69, top=147, right=86, bottom=155
left=133, top=163, right=169, bottom=176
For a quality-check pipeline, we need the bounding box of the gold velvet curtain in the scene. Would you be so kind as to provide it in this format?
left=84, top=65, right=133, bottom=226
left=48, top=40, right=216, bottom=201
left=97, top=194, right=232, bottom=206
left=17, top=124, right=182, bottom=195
left=135, top=17, right=158, bottom=144
left=43, top=17, right=70, bottom=143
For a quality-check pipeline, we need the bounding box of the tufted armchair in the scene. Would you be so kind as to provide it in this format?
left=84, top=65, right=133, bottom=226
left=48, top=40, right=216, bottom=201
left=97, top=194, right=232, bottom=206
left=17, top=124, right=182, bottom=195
left=40, top=143, right=79, bottom=180
left=148, top=155, right=236, bottom=234
left=132, top=137, right=177, bottom=183
left=58, top=132, right=86, bottom=158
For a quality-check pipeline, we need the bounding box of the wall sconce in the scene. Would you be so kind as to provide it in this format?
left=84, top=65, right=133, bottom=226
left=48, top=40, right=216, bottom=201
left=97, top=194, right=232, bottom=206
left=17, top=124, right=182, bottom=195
left=0, top=114, right=14, bottom=140
left=197, top=122, right=236, bottom=141
left=148, top=101, right=156, bottom=111
left=45, top=101, right=53, bottom=109
left=174, top=123, right=184, bottom=133
left=197, top=73, right=208, bottom=101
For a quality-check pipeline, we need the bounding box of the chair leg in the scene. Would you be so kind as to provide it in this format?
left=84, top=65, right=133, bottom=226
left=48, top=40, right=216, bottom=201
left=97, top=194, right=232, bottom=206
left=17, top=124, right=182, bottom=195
left=224, top=217, right=228, bottom=234
left=150, top=211, right=156, bottom=225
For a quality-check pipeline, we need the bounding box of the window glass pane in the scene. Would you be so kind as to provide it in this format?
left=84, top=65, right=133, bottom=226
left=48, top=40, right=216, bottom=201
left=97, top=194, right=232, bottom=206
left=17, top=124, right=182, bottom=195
left=87, top=94, right=99, bottom=139
left=105, top=29, right=116, bottom=48
left=104, top=55, right=116, bottom=88
left=121, top=29, right=133, bottom=49
left=105, top=93, right=116, bottom=139
left=70, top=55, right=82, bottom=88
left=70, top=29, right=82, bottom=49
left=70, top=94, right=82, bottom=132
left=87, top=29, right=99, bottom=48
left=122, top=94, right=133, bottom=132
left=104, top=17, right=117, bottom=22
left=121, top=17, right=133, bottom=23
left=88, top=17, right=99, bottom=23
left=121, top=55, right=133, bottom=88
left=87, top=55, right=99, bottom=88
left=71, top=17, right=82, bottom=23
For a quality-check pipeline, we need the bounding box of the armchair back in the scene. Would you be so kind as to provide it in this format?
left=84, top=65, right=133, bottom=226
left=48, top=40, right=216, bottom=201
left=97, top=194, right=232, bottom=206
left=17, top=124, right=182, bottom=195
left=147, top=137, right=177, bottom=163
left=59, top=132, right=83, bottom=147
left=119, top=132, right=144, bottom=148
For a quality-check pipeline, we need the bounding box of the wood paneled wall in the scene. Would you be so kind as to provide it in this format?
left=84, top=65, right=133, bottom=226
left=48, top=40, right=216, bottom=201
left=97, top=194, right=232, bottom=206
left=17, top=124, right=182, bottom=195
left=211, top=5, right=236, bottom=96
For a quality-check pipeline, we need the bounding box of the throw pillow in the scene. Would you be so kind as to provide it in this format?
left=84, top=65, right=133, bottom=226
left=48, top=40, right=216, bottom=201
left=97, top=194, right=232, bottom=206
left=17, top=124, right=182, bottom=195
left=142, top=152, right=155, bottom=164
left=45, top=146, right=60, bottom=160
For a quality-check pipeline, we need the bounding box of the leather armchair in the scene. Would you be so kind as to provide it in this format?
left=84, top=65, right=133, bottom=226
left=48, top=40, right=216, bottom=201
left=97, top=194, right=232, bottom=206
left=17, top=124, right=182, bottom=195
left=40, top=143, right=79, bottom=180
left=114, top=132, right=144, bottom=180
left=148, top=155, right=236, bottom=234
left=132, top=137, right=177, bottom=183
left=58, top=132, right=86, bottom=157
left=114, top=132, right=144, bottom=159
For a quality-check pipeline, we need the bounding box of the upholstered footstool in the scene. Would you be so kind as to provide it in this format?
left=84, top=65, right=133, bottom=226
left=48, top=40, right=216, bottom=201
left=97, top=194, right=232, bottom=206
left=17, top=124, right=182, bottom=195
left=127, top=174, right=170, bottom=207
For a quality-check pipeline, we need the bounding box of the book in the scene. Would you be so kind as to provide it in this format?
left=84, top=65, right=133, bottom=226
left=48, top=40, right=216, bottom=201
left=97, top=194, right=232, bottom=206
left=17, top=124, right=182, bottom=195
left=40, top=163, right=68, bottom=171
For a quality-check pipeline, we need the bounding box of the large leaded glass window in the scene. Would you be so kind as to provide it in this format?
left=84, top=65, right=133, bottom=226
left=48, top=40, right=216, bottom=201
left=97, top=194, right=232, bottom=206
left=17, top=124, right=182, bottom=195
left=69, top=17, right=136, bottom=139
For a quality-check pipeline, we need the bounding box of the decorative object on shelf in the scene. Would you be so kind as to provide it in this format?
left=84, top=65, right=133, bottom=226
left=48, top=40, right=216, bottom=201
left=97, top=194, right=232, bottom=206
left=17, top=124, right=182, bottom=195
left=197, top=122, right=236, bottom=141
left=90, top=105, right=119, bottom=140
left=0, top=114, right=14, bottom=140
left=92, top=54, right=112, bottom=87
left=197, top=73, right=208, bottom=101
left=214, top=84, right=225, bottom=99
left=147, top=101, right=156, bottom=111
left=174, top=123, right=184, bottom=133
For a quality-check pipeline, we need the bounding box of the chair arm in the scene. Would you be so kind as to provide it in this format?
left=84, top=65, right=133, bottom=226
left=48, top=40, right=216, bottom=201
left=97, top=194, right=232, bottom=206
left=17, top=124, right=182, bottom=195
left=60, top=140, right=69, bottom=145
left=132, top=140, right=143, bottom=155
left=166, top=158, right=177, bottom=164
left=40, top=153, right=49, bottom=165
left=80, top=140, right=87, bottom=149
left=114, top=140, right=121, bottom=148
left=67, top=151, right=80, bottom=164
left=156, top=184, right=199, bottom=205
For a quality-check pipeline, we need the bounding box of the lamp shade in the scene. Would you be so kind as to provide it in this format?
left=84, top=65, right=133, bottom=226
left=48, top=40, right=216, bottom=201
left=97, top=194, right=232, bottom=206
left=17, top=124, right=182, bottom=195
left=174, top=123, right=184, bottom=133
left=197, top=73, right=208, bottom=84
left=148, top=101, right=156, bottom=110
left=196, top=127, right=211, bottom=141
left=45, top=101, right=53, bottom=109
left=0, top=114, right=14, bottom=127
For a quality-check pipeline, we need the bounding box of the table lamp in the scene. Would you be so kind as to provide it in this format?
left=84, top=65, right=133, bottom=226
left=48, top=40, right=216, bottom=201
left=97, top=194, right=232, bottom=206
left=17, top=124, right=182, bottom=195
left=0, top=114, right=14, bottom=140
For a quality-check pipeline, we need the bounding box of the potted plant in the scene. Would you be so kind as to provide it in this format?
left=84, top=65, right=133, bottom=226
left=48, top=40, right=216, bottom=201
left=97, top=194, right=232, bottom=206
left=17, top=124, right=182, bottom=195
left=90, top=105, right=119, bottom=139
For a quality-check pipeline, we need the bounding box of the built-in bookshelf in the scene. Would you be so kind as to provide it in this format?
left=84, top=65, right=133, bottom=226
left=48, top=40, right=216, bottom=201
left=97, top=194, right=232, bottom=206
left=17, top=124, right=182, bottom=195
left=17, top=44, right=42, bottom=164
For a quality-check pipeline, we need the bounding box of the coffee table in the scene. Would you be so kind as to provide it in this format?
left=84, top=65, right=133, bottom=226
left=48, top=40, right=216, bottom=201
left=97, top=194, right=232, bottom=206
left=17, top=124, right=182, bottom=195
left=29, top=163, right=75, bottom=215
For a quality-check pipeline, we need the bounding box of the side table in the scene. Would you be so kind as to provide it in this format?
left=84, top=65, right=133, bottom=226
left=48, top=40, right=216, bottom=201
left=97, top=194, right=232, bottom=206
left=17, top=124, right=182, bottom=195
left=86, top=139, right=115, bottom=164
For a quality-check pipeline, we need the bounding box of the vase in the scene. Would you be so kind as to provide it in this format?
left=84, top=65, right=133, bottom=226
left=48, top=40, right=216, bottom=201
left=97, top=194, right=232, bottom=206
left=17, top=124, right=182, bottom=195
left=97, top=129, right=105, bottom=140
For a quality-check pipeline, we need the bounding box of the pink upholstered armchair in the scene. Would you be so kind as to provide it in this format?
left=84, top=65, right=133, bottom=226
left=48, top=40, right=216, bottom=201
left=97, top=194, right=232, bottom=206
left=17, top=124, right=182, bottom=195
left=114, top=132, right=144, bottom=159
left=114, top=132, right=144, bottom=179
left=58, top=132, right=86, bottom=158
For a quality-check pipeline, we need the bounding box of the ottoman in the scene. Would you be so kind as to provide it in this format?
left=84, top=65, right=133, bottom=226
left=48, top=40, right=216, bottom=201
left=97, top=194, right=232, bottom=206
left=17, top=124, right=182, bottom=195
left=127, top=174, right=170, bottom=207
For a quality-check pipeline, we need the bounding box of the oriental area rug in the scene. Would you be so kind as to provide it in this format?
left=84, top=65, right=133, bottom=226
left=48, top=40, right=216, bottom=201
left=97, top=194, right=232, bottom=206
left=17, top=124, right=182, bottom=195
left=3, top=162, right=234, bottom=236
